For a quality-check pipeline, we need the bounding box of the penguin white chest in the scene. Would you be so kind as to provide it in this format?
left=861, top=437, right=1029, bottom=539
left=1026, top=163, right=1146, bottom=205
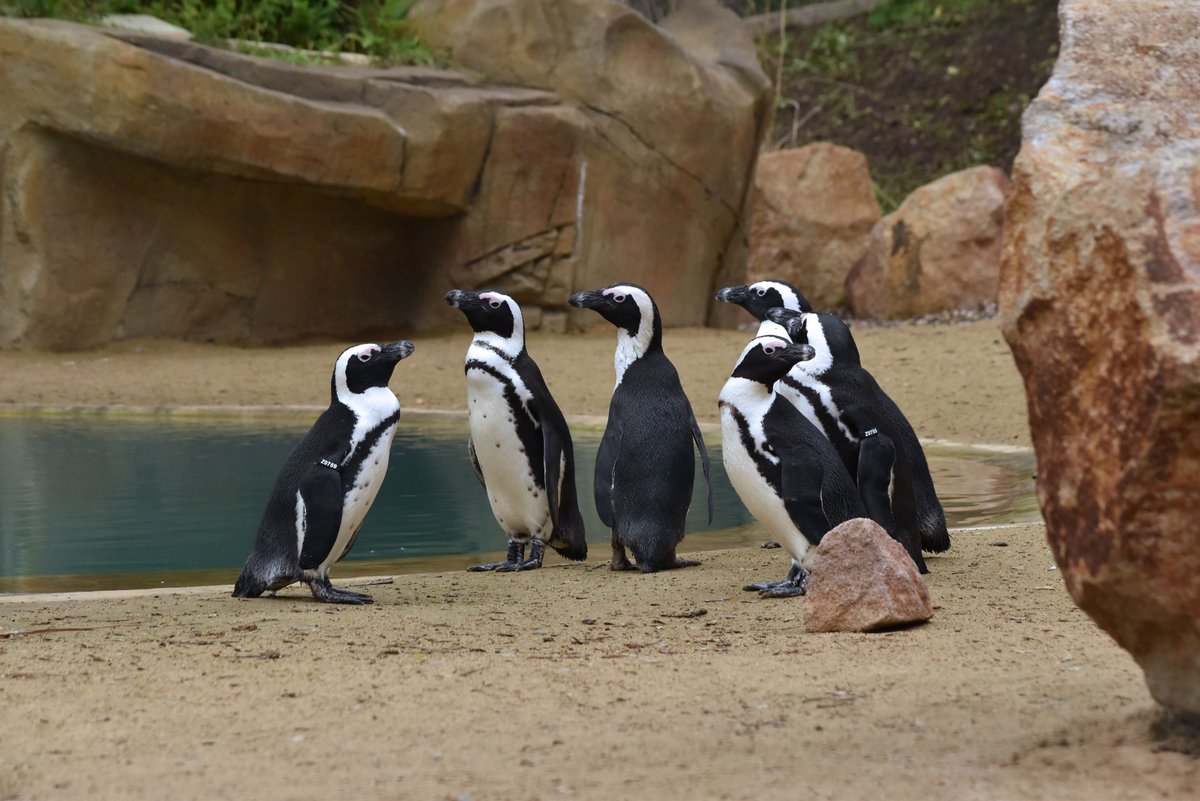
left=322, top=425, right=397, bottom=571
left=720, top=406, right=813, bottom=565
left=466, top=368, right=549, bottom=538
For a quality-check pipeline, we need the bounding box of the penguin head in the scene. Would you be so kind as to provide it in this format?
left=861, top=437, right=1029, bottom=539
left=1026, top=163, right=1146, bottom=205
left=766, top=307, right=861, bottom=371
left=569, top=284, right=662, bottom=350
left=730, top=334, right=816, bottom=386
left=444, top=289, right=524, bottom=342
left=715, top=280, right=813, bottom=322
left=334, top=341, right=415, bottom=398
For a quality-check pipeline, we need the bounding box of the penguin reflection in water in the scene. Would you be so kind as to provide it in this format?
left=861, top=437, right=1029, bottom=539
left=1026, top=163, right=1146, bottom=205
left=569, top=284, right=713, bottom=572
left=719, top=327, right=896, bottom=596
left=716, top=280, right=950, bottom=572
left=445, top=289, right=587, bottom=571
left=233, top=341, right=415, bottom=604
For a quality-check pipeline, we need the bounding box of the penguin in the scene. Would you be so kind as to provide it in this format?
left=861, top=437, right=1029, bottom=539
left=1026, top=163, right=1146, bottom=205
left=232, top=340, right=415, bottom=604
left=714, top=280, right=813, bottom=320
left=568, top=283, right=713, bottom=572
left=716, top=282, right=950, bottom=566
left=444, top=289, right=587, bottom=571
left=765, top=306, right=947, bottom=572
left=719, top=327, right=896, bottom=596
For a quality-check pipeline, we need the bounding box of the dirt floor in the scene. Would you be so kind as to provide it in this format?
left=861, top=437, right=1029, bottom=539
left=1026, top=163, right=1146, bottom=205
left=1, top=319, right=1198, bottom=800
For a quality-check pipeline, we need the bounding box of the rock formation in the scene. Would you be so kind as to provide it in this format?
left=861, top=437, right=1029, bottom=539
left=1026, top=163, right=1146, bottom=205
left=846, top=166, right=1009, bottom=319
left=0, top=0, right=768, bottom=349
left=746, top=143, right=880, bottom=310
left=803, top=518, right=933, bottom=633
left=1000, top=0, right=1200, bottom=716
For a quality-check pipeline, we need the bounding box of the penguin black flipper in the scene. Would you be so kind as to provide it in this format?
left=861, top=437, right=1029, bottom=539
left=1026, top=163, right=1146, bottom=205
left=855, top=428, right=897, bottom=535
left=778, top=449, right=839, bottom=546
left=540, top=408, right=588, bottom=561
left=874, top=388, right=951, bottom=553
left=690, top=414, right=714, bottom=525
left=297, top=456, right=346, bottom=572
left=594, top=421, right=620, bottom=531
left=467, top=439, right=485, bottom=487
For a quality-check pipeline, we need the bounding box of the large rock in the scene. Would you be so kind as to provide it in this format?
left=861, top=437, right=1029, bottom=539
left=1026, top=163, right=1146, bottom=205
left=0, top=2, right=768, bottom=349
left=746, top=143, right=880, bottom=310
left=845, top=166, right=1009, bottom=319
left=803, top=518, right=933, bottom=633
left=1000, top=0, right=1200, bottom=715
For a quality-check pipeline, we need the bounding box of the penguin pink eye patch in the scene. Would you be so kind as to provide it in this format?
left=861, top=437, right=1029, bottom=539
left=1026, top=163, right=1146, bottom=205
left=357, top=346, right=380, bottom=362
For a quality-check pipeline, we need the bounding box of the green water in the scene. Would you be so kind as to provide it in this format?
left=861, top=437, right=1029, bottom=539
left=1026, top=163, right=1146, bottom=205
left=0, top=416, right=1039, bottom=593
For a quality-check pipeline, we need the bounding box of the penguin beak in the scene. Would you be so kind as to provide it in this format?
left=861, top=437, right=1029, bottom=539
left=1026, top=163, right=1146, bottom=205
left=767, top=307, right=805, bottom=340
left=444, top=289, right=481, bottom=309
left=379, top=341, right=415, bottom=362
left=777, top=342, right=816, bottom=365
left=715, top=285, right=751, bottom=306
left=568, top=290, right=607, bottom=310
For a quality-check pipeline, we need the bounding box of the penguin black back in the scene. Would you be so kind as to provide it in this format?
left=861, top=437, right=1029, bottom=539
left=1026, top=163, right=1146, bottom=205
left=569, top=283, right=713, bottom=573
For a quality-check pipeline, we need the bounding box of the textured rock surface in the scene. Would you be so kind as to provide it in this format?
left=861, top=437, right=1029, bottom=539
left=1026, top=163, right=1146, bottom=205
left=0, top=1, right=768, bottom=349
left=1000, top=0, right=1200, bottom=715
left=846, top=166, right=1009, bottom=319
left=409, top=0, right=770, bottom=330
left=804, top=518, right=933, bottom=633
left=746, top=143, right=880, bottom=309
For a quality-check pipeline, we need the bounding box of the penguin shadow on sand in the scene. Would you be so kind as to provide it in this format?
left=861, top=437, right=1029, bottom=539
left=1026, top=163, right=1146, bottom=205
left=718, top=323, right=893, bottom=596
left=444, top=289, right=588, bottom=572
left=569, top=283, right=713, bottom=573
left=232, top=340, right=415, bottom=605
left=716, top=279, right=950, bottom=575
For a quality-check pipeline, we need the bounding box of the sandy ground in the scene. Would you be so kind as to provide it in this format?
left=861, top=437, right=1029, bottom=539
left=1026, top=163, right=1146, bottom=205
left=1, top=319, right=1197, bottom=800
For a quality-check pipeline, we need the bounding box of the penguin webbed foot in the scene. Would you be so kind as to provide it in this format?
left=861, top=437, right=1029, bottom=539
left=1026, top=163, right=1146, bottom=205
left=745, top=564, right=808, bottom=597
left=470, top=541, right=540, bottom=572
left=610, top=541, right=638, bottom=571
left=496, top=541, right=544, bottom=572
left=307, top=577, right=373, bottom=605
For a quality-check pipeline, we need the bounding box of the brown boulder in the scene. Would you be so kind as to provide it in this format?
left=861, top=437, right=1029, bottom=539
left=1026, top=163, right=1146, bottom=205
left=1000, top=0, right=1200, bottom=715
left=747, top=143, right=881, bottom=310
left=846, top=166, right=1009, bottom=319
left=0, top=2, right=769, bottom=349
left=804, top=518, right=933, bottom=633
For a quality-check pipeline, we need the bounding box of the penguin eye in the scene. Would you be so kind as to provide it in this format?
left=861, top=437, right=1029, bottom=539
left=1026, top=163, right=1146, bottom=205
left=763, top=345, right=777, bottom=355
left=357, top=352, right=372, bottom=363
left=614, top=294, right=627, bottom=303
left=756, top=287, right=767, bottom=297
left=488, top=299, right=503, bottom=309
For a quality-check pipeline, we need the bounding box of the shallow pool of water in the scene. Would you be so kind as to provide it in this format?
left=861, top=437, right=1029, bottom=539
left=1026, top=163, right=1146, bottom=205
left=0, top=415, right=1039, bottom=593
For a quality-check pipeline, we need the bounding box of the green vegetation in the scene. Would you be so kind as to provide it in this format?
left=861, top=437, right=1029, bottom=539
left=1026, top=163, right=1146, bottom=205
left=759, top=0, right=1059, bottom=210
left=0, top=0, right=434, bottom=65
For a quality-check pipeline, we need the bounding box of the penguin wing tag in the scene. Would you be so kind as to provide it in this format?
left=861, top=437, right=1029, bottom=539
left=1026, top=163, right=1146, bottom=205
left=297, top=458, right=346, bottom=571
left=856, top=431, right=897, bottom=534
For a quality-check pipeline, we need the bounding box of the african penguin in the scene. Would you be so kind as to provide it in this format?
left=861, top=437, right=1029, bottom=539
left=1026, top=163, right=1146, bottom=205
left=766, top=306, right=948, bottom=572
left=719, top=327, right=893, bottom=597
left=568, top=283, right=713, bottom=572
left=717, top=282, right=950, bottom=566
left=445, top=289, right=587, bottom=571
left=232, top=340, right=415, bottom=604
left=715, top=280, right=813, bottom=321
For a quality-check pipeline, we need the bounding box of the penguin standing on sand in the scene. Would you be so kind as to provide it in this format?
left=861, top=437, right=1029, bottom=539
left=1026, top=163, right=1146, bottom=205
left=568, top=284, right=713, bottom=572
left=719, top=327, right=894, bottom=596
left=716, top=281, right=950, bottom=569
left=445, top=289, right=587, bottom=571
left=233, top=340, right=415, bottom=604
